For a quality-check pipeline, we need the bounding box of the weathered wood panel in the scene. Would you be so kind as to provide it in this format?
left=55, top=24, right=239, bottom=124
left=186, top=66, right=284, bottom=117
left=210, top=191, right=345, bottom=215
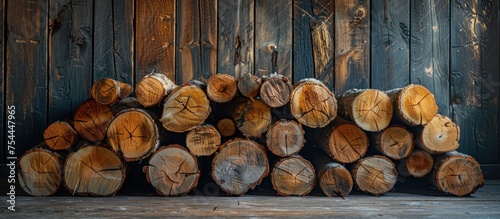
left=48, top=0, right=93, bottom=123
left=93, top=0, right=115, bottom=81
left=451, top=0, right=499, bottom=163
left=200, top=0, right=217, bottom=81
left=6, top=0, right=48, bottom=150
left=113, top=0, right=135, bottom=85
left=0, top=0, right=4, bottom=162
left=136, top=0, right=175, bottom=82
left=371, top=0, right=410, bottom=90
left=310, top=0, right=334, bottom=90
left=255, top=0, right=292, bottom=79
left=410, top=0, right=450, bottom=116
left=292, top=0, right=315, bottom=84
left=218, top=0, right=254, bottom=79
left=334, top=0, right=370, bottom=94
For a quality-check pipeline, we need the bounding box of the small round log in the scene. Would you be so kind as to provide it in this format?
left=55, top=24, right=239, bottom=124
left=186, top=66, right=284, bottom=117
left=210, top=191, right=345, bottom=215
left=186, top=123, right=221, bottom=156
left=371, top=125, right=413, bottom=160
left=43, top=121, right=79, bottom=150
left=233, top=98, right=272, bottom=137
left=260, top=74, right=293, bottom=108
left=351, top=155, right=398, bottom=195
left=271, top=155, right=316, bottom=196
left=397, top=150, right=434, bottom=178
left=415, top=114, right=460, bottom=154
left=91, top=78, right=132, bottom=105
left=266, top=119, right=305, bottom=157
left=18, top=148, right=63, bottom=196
left=386, top=84, right=438, bottom=126
left=206, top=74, right=238, bottom=103
left=217, top=118, right=236, bottom=137
left=73, top=99, right=114, bottom=142
left=136, top=72, right=178, bottom=107
left=238, top=73, right=261, bottom=100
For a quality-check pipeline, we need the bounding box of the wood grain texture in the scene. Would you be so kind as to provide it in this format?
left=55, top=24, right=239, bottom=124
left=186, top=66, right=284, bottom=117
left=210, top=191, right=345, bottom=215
left=410, top=0, right=450, bottom=116
left=218, top=0, right=254, bottom=79
left=310, top=0, right=334, bottom=90
left=93, top=0, right=115, bottom=81
left=199, top=0, right=217, bottom=82
left=451, top=0, right=499, bottom=163
left=293, top=0, right=315, bottom=83
left=48, top=0, right=93, bottom=123
left=334, top=0, right=370, bottom=94
left=136, top=0, right=175, bottom=82
left=6, top=0, right=48, bottom=152
left=0, top=0, right=4, bottom=162
left=371, top=0, right=410, bottom=90
left=255, top=0, right=292, bottom=79
left=113, top=0, right=135, bottom=85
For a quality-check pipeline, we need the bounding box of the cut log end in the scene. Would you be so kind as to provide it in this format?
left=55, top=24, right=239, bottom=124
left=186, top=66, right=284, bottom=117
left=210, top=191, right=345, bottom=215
left=390, top=84, right=438, bottom=126
left=136, top=73, right=178, bottom=107
left=260, top=74, right=293, bottom=108
left=91, top=78, right=132, bottom=105
left=271, top=156, right=316, bottom=196
left=398, top=150, right=434, bottom=178
left=433, top=152, right=484, bottom=196
left=318, top=164, right=353, bottom=197
left=207, top=74, right=238, bottom=103
left=74, top=99, right=114, bottom=142
left=327, top=121, right=369, bottom=164
left=417, top=114, right=460, bottom=154
left=266, top=119, right=305, bottom=157
left=18, top=148, right=62, bottom=196
left=344, top=89, right=393, bottom=131
left=238, top=73, right=261, bottom=99
left=43, top=121, right=78, bottom=150
left=217, top=118, right=236, bottom=137
left=352, top=156, right=398, bottom=195
left=233, top=99, right=272, bottom=137
left=373, top=125, right=414, bottom=160
left=186, top=124, right=221, bottom=156
left=290, top=79, right=337, bottom=128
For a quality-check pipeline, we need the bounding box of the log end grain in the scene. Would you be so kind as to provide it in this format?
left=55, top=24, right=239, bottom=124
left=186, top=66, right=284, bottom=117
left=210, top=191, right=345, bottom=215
left=417, top=114, right=460, bottom=154
left=433, top=152, right=484, bottom=196
left=91, top=78, right=132, bottom=105
left=43, top=121, right=78, bottom=150
left=74, top=99, right=114, bottom=142
left=398, top=150, right=434, bottom=178
left=207, top=74, right=238, bottom=103
left=271, top=156, right=316, bottom=196
left=136, top=73, right=178, bottom=107
left=326, top=121, right=369, bottom=164
left=393, top=84, right=438, bottom=126
left=318, top=163, right=353, bottom=197
left=374, top=125, right=414, bottom=160
left=266, top=119, right=305, bottom=157
left=18, top=148, right=62, bottom=196
left=352, top=155, right=398, bottom=195
left=186, top=124, right=221, bottom=156
left=260, top=74, right=293, bottom=108
left=217, top=118, right=236, bottom=137
left=238, top=73, right=261, bottom=99
left=350, top=89, right=392, bottom=132
left=233, top=99, right=272, bottom=137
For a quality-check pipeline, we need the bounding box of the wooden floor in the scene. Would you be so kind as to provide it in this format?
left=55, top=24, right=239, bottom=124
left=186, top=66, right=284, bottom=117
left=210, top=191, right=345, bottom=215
left=1, top=180, right=499, bottom=218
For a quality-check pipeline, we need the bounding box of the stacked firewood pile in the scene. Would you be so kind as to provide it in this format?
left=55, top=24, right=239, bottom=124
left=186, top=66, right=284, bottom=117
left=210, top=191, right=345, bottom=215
left=18, top=73, right=484, bottom=197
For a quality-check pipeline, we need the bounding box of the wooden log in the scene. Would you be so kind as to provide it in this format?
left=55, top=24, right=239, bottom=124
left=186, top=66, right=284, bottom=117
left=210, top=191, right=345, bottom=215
left=237, top=73, right=261, bottom=100
left=43, top=121, right=79, bottom=151
left=90, top=78, right=132, bottom=106
left=106, top=108, right=159, bottom=161
left=186, top=123, right=221, bottom=156
left=18, top=148, right=63, bottom=196
left=73, top=99, right=114, bottom=142
left=271, top=155, right=316, bottom=196
left=144, top=145, right=200, bottom=196
left=290, top=78, right=337, bottom=128
left=338, top=89, right=393, bottom=132
left=260, top=74, right=293, bottom=108
left=431, top=151, right=484, bottom=196
left=233, top=98, right=272, bottom=137
left=64, top=144, right=126, bottom=196
left=110, top=97, right=143, bottom=114
left=160, top=84, right=211, bottom=133
left=136, top=72, right=178, bottom=107
left=266, top=119, right=305, bottom=157
left=398, top=150, right=434, bottom=178
left=206, top=74, right=238, bottom=103
left=212, top=138, right=269, bottom=195
left=217, top=118, right=236, bottom=138
left=371, top=125, right=414, bottom=160
left=415, top=114, right=460, bottom=154
left=386, top=84, right=438, bottom=126
left=351, top=155, right=398, bottom=195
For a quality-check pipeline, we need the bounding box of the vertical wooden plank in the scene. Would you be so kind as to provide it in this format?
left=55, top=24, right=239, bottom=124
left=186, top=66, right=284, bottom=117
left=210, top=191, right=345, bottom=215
left=218, top=0, right=254, bottom=80
left=93, top=0, right=115, bottom=81
left=451, top=0, right=499, bottom=163
left=293, top=0, right=315, bottom=83
left=6, top=0, right=48, bottom=151
left=176, top=0, right=200, bottom=84
left=199, top=0, right=217, bottom=81
left=136, top=0, right=175, bottom=82
left=113, top=0, right=135, bottom=85
left=255, top=0, right=292, bottom=79
left=371, top=0, right=410, bottom=90
left=0, top=0, right=4, bottom=162
left=310, top=0, right=334, bottom=90
left=334, top=0, right=370, bottom=94
left=48, top=0, right=93, bottom=123
left=410, top=0, right=449, bottom=116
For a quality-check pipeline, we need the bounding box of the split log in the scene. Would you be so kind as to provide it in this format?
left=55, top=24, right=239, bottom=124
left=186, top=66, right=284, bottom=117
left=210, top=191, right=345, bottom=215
left=91, top=78, right=132, bottom=105
left=237, top=73, right=261, bottom=100
left=260, top=74, right=293, bottom=108
left=136, top=72, right=178, bottom=107
left=415, top=114, right=460, bottom=154
left=73, top=99, right=114, bottom=142
left=64, top=144, right=126, bottom=196
left=398, top=150, right=434, bottom=178
left=266, top=119, right=305, bottom=157
left=206, top=74, right=238, bottom=103
left=212, top=138, right=269, bottom=195
left=233, top=98, right=272, bottom=137
left=271, top=155, right=316, bottom=196
left=338, top=89, right=393, bottom=132
left=160, top=84, right=211, bottom=133
left=386, top=84, right=438, bottom=126
left=106, top=109, right=159, bottom=161
left=351, top=155, right=398, bottom=195
left=431, top=151, right=484, bottom=196
left=371, top=125, right=413, bottom=160
left=217, top=118, right=236, bottom=137
left=144, top=145, right=200, bottom=196
left=186, top=124, right=221, bottom=156
left=290, top=78, right=337, bottom=128
left=43, top=121, right=78, bottom=150
left=18, top=148, right=63, bottom=196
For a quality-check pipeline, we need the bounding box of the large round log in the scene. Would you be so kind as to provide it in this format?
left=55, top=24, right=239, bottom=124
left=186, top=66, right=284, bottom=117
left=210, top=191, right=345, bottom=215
left=18, top=148, right=63, bottom=196
left=43, top=121, right=79, bottom=150
left=371, top=125, right=413, bottom=160
left=260, top=74, right=293, bottom=108
left=186, top=123, right=221, bottom=156
left=73, top=99, right=114, bottom=142
left=386, top=84, right=438, bottom=126
left=398, top=150, right=434, bottom=178
left=415, top=114, right=460, bottom=154
left=206, top=74, right=238, bottom=103
left=351, top=155, right=398, bottom=195
left=271, top=155, right=316, bottom=196
left=136, top=72, right=178, bottom=107
left=91, top=78, right=132, bottom=105
left=266, top=119, right=305, bottom=157
left=232, top=98, right=272, bottom=138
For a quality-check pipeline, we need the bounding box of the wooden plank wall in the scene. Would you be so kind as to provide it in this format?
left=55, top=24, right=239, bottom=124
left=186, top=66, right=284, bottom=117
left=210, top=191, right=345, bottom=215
left=1, top=0, right=499, bottom=166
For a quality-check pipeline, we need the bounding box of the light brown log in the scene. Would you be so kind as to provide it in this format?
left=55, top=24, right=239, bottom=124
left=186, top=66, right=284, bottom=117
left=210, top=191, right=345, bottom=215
left=106, top=109, right=159, bottom=161
left=233, top=98, right=272, bottom=137
left=206, top=74, right=238, bottom=103
left=237, top=73, right=261, bottom=100
left=338, top=88, right=393, bottom=132
left=271, top=155, right=316, bottom=196
left=18, top=148, right=62, bottom=196
left=43, top=121, right=78, bottom=150
left=64, top=144, right=126, bottom=196
left=110, top=97, right=143, bottom=114
left=160, top=84, right=212, bottom=133
left=432, top=151, right=484, bottom=196
left=372, top=125, right=413, bottom=160
left=186, top=123, right=221, bottom=156
left=290, top=78, right=337, bottom=128
left=74, top=99, right=114, bottom=142
left=266, top=119, right=305, bottom=157
left=415, top=114, right=460, bottom=154
left=144, top=145, right=200, bottom=196
left=398, top=150, right=434, bottom=178
left=386, top=84, right=438, bottom=126
left=90, top=78, right=133, bottom=105
left=260, top=74, right=293, bottom=108
left=212, top=138, right=269, bottom=195
left=217, top=118, right=236, bottom=137
left=136, top=72, right=178, bottom=107
left=351, top=155, right=398, bottom=195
